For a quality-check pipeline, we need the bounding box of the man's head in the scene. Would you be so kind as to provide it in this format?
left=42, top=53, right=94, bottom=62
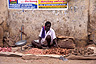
left=45, top=21, right=51, bottom=31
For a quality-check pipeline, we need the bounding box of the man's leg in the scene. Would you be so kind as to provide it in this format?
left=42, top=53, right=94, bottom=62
left=31, top=40, right=42, bottom=48
left=45, top=35, right=52, bottom=47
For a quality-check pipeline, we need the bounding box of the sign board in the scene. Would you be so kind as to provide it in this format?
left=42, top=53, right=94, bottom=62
left=8, top=0, right=37, bottom=9
left=38, top=0, right=68, bottom=10
left=8, top=0, right=68, bottom=10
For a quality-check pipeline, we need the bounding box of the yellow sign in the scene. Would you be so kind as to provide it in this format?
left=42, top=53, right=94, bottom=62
left=38, top=0, right=68, bottom=10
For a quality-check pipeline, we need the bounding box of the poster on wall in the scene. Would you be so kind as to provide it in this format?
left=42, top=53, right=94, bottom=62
left=8, top=0, right=68, bottom=10
left=8, top=0, right=37, bottom=9
left=38, top=0, right=68, bottom=10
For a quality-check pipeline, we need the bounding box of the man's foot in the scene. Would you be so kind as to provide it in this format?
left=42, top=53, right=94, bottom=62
left=27, top=44, right=33, bottom=47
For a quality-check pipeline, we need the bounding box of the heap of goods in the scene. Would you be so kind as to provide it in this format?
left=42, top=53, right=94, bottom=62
left=43, top=48, right=69, bottom=55
left=0, top=47, right=12, bottom=52
left=70, top=48, right=94, bottom=56
left=25, top=48, right=70, bottom=55
left=25, top=48, right=43, bottom=55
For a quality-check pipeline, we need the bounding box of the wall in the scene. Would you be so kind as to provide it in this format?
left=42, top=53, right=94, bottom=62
left=0, top=0, right=8, bottom=47
left=88, top=0, right=96, bottom=44
left=0, top=0, right=90, bottom=47
left=6, top=0, right=89, bottom=46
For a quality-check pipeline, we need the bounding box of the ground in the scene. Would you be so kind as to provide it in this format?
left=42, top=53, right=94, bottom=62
left=0, top=56, right=96, bottom=64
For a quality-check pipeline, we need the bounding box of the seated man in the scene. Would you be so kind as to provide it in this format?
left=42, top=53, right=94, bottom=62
left=31, top=21, right=58, bottom=49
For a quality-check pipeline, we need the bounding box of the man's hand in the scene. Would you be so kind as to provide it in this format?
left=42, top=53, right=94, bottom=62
left=56, top=44, right=60, bottom=48
left=39, top=37, right=42, bottom=44
left=41, top=46, right=49, bottom=49
left=41, top=41, right=48, bottom=47
left=54, top=38, right=59, bottom=47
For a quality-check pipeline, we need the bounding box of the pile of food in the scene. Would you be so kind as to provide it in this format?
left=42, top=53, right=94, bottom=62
left=25, top=48, right=43, bottom=55
left=0, top=47, right=12, bottom=52
left=25, top=48, right=70, bottom=55
left=43, top=48, right=69, bottom=55
left=70, top=48, right=94, bottom=56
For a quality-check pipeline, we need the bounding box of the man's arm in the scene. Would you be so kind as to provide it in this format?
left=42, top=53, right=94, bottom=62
left=53, top=38, right=59, bottom=47
left=39, top=37, right=42, bottom=44
left=52, top=29, right=59, bottom=47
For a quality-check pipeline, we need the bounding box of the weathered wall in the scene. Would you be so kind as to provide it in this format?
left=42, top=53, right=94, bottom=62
left=0, top=0, right=8, bottom=30
left=0, top=0, right=8, bottom=47
left=6, top=0, right=88, bottom=46
left=0, top=0, right=90, bottom=47
left=88, top=0, right=96, bottom=44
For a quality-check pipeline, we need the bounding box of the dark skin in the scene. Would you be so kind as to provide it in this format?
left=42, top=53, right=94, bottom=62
left=32, top=24, right=58, bottom=49
left=39, top=24, right=51, bottom=44
left=39, top=24, right=58, bottom=47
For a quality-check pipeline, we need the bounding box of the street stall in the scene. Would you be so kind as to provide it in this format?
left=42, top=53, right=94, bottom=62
left=0, top=37, right=96, bottom=61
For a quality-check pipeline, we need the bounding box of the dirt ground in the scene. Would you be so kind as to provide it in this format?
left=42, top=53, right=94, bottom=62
left=0, top=44, right=96, bottom=64
left=0, top=56, right=96, bottom=64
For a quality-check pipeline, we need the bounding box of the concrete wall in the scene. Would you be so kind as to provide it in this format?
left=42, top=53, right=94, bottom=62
left=88, top=0, right=96, bottom=44
left=0, top=0, right=8, bottom=30
left=0, top=0, right=91, bottom=47
left=0, top=0, right=8, bottom=47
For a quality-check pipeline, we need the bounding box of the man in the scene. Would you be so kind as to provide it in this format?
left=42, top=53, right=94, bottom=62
left=31, top=21, right=58, bottom=49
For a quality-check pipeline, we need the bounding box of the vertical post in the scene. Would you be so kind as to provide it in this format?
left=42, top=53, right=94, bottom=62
left=87, top=0, right=90, bottom=44
left=21, top=25, right=23, bottom=40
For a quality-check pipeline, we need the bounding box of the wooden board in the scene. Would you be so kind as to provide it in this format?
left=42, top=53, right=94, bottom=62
left=57, top=36, right=74, bottom=39
left=67, top=55, right=96, bottom=60
left=1, top=51, right=96, bottom=60
left=0, top=52, right=65, bottom=58
left=0, top=52, right=23, bottom=57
